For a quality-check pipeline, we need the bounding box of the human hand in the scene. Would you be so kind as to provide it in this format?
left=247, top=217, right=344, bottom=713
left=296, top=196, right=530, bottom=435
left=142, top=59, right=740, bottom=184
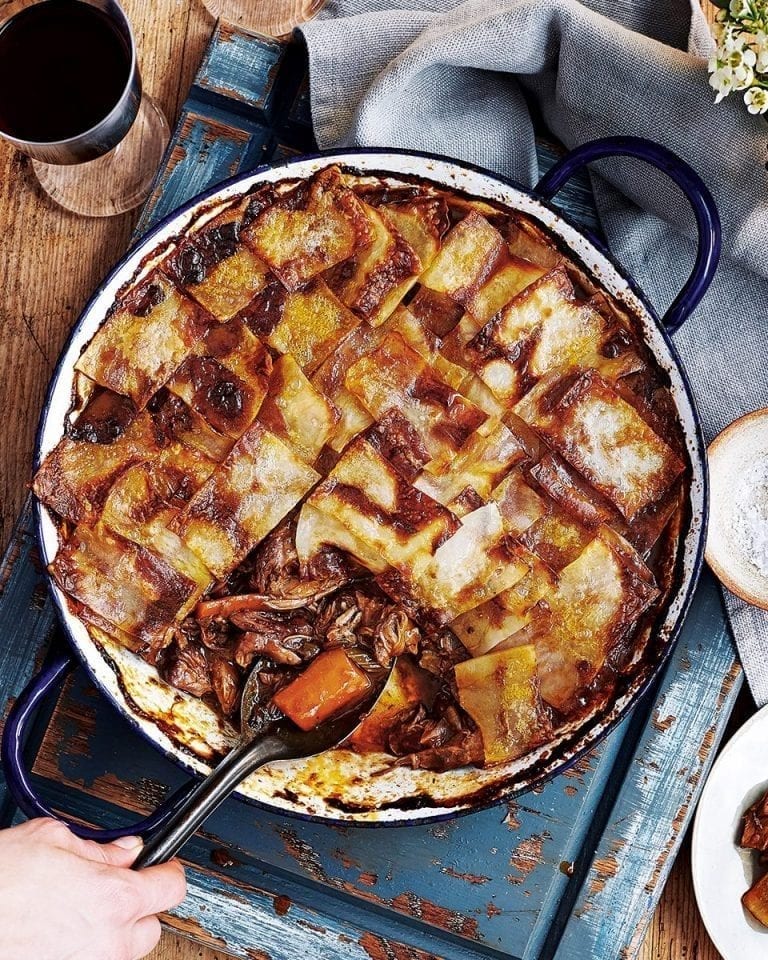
left=0, top=817, right=186, bottom=960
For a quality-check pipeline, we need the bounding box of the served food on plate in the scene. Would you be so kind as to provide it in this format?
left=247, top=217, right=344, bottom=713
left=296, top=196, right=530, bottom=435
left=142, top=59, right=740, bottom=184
left=739, top=787, right=768, bottom=925
left=33, top=164, right=690, bottom=771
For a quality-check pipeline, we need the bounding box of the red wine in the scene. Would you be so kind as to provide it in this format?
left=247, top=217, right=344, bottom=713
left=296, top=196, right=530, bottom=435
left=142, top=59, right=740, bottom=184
left=0, top=1, right=131, bottom=143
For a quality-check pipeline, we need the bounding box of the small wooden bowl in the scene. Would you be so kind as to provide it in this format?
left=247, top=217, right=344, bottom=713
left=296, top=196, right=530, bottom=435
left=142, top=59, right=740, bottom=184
left=706, top=409, right=768, bottom=610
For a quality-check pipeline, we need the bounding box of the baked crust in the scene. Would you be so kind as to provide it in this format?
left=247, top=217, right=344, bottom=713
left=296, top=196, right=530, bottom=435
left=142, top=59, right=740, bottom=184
left=34, top=165, right=689, bottom=769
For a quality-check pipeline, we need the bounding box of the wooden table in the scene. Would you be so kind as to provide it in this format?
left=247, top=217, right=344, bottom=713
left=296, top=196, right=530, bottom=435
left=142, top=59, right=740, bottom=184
left=0, top=1, right=728, bottom=957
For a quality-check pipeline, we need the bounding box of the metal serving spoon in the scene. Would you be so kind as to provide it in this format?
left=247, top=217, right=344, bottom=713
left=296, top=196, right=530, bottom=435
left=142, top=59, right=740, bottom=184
left=133, top=661, right=392, bottom=869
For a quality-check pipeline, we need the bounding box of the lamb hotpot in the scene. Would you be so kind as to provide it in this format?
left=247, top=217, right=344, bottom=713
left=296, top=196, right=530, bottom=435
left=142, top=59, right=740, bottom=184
left=2, top=138, right=720, bottom=836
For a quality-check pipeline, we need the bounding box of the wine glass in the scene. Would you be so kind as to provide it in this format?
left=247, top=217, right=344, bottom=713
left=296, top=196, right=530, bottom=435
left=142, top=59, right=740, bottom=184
left=199, top=0, right=326, bottom=39
left=0, top=0, right=170, bottom=218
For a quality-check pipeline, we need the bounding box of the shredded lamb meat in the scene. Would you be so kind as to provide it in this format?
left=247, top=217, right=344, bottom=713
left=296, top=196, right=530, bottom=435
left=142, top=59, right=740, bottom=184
left=742, top=789, right=768, bottom=855
left=159, top=642, right=212, bottom=699
left=156, top=513, right=477, bottom=770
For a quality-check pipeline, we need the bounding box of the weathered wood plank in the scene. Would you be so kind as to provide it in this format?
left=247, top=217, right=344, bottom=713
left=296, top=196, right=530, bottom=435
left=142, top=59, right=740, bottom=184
left=555, top=572, right=740, bottom=959
left=0, top=496, right=58, bottom=824
left=31, top=660, right=635, bottom=958
left=196, top=23, right=289, bottom=120
left=13, top=779, right=512, bottom=960
left=137, top=106, right=274, bottom=232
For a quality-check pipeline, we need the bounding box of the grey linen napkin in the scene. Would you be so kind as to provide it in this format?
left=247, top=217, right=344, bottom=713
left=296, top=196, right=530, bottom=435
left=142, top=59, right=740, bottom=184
left=298, top=0, right=768, bottom=703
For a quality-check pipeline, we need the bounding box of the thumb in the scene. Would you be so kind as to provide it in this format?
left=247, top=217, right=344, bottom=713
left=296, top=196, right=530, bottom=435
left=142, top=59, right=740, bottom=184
left=101, top=835, right=145, bottom=867
left=61, top=830, right=144, bottom=867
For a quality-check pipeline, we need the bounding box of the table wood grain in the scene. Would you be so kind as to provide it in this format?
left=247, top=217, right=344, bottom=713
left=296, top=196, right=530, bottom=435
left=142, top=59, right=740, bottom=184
left=0, top=1, right=727, bottom=957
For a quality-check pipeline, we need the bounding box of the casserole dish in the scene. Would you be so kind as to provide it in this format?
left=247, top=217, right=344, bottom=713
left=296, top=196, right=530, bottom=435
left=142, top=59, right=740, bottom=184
left=2, top=137, right=719, bottom=833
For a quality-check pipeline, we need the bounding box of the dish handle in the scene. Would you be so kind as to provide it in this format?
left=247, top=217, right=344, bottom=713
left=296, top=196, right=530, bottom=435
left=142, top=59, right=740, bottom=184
left=534, top=135, right=721, bottom=334
left=1, top=642, right=198, bottom=841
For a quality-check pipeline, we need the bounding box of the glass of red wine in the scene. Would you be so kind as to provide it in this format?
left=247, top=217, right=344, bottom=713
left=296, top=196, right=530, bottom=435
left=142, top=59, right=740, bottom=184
left=0, top=0, right=170, bottom=217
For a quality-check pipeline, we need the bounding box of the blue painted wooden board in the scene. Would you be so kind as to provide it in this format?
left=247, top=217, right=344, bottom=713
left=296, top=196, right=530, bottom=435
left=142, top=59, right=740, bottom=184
left=0, top=23, right=743, bottom=960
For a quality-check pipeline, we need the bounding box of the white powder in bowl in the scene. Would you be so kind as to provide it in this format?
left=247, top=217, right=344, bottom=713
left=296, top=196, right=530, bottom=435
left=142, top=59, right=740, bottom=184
left=733, top=456, right=768, bottom=578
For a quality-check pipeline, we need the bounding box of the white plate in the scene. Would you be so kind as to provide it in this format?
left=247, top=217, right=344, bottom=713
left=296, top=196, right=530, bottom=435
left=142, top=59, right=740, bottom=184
left=692, top=702, right=768, bottom=957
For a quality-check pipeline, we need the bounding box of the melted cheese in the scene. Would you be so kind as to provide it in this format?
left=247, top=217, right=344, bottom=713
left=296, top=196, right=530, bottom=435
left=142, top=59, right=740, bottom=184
left=330, top=203, right=421, bottom=326
left=516, top=371, right=685, bottom=520
left=155, top=394, right=235, bottom=463
left=420, top=211, right=505, bottom=301
left=311, top=323, right=380, bottom=452
left=414, top=418, right=525, bottom=509
left=398, top=504, right=530, bottom=621
left=455, top=644, right=551, bottom=764
left=258, top=353, right=338, bottom=464
left=242, top=165, right=371, bottom=290
left=491, top=468, right=549, bottom=537
left=345, top=331, right=487, bottom=460
left=33, top=412, right=159, bottom=524
left=452, top=557, right=554, bottom=657
left=295, top=502, right=389, bottom=575
left=167, top=318, right=272, bottom=438
left=166, top=199, right=270, bottom=321
left=76, top=271, right=208, bottom=409
left=51, top=524, right=204, bottom=648
left=174, top=422, right=320, bottom=579
left=529, top=534, right=656, bottom=711
left=378, top=197, right=446, bottom=271
left=100, top=449, right=216, bottom=593
left=466, top=255, right=546, bottom=327
left=304, top=436, right=459, bottom=576
left=267, top=280, right=360, bottom=374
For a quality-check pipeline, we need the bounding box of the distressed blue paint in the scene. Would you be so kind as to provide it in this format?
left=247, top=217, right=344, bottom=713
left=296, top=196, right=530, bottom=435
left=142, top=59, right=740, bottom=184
left=138, top=106, right=274, bottom=231
left=555, top=571, right=741, bottom=960
left=31, top=658, right=627, bottom=955
left=196, top=24, right=287, bottom=121
left=0, top=25, right=741, bottom=960
left=0, top=497, right=58, bottom=826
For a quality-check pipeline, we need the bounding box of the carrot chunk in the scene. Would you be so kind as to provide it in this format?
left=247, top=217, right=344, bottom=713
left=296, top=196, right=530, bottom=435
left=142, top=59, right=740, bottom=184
left=743, top=871, right=768, bottom=927
left=195, top=594, right=272, bottom=619
left=273, top=648, right=372, bottom=732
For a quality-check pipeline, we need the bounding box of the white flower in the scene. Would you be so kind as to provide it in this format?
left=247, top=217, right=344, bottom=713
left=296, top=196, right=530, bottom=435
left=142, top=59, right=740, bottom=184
left=708, top=1, right=768, bottom=113
left=733, top=63, right=756, bottom=88
left=754, top=30, right=768, bottom=71
left=730, top=0, right=751, bottom=19
left=745, top=86, right=768, bottom=113
left=718, top=23, right=747, bottom=54
left=727, top=46, right=757, bottom=68
left=710, top=65, right=736, bottom=101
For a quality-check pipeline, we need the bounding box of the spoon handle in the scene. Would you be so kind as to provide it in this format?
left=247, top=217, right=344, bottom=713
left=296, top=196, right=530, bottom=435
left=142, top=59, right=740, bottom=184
left=132, top=736, right=290, bottom=869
